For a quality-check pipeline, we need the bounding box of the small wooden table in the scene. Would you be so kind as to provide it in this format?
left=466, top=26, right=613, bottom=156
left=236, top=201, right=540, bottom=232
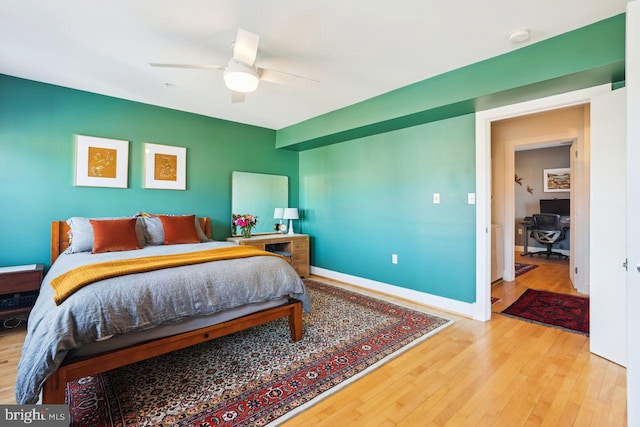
left=0, top=264, right=44, bottom=322
left=227, top=234, right=309, bottom=278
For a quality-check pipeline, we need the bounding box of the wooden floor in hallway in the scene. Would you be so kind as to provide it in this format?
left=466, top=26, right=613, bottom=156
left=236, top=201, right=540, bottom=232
left=491, top=251, right=582, bottom=313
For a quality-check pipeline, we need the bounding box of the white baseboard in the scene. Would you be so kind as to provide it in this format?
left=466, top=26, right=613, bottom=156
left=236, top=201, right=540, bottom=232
left=515, top=245, right=570, bottom=256
left=310, top=266, right=475, bottom=318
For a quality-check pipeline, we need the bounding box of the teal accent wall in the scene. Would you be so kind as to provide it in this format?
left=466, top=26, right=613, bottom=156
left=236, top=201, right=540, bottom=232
left=277, top=13, right=625, bottom=151
left=291, top=14, right=626, bottom=305
left=0, top=75, right=299, bottom=267
left=299, top=115, right=476, bottom=302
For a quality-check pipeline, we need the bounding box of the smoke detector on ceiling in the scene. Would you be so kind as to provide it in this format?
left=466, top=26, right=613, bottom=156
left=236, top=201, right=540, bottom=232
left=508, top=28, right=530, bottom=43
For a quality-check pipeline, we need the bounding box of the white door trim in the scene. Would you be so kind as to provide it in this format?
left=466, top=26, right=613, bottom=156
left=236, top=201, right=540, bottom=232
left=473, top=84, right=610, bottom=321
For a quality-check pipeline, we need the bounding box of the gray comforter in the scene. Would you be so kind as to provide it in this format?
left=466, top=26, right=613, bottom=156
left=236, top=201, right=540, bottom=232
left=15, top=241, right=310, bottom=404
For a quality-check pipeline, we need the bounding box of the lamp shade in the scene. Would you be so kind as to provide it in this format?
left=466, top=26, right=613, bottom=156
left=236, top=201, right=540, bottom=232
left=283, top=208, right=299, bottom=220
left=273, top=208, right=284, bottom=219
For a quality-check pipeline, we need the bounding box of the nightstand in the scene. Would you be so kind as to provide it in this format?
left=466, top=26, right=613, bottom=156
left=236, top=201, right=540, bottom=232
left=0, top=264, right=44, bottom=323
left=227, top=234, right=309, bottom=278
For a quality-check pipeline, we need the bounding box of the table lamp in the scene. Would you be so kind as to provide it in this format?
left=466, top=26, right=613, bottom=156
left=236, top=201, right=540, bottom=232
left=283, top=208, right=299, bottom=235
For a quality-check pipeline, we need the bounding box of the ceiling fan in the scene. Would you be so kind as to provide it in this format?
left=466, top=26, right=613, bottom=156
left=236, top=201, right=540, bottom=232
left=150, top=28, right=318, bottom=103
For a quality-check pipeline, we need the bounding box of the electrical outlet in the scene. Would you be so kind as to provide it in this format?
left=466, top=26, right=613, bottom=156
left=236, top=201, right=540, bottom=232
left=392, top=254, right=398, bottom=264
left=433, top=193, right=440, bottom=204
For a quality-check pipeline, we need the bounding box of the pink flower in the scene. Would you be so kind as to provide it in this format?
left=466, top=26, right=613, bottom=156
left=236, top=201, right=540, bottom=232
left=232, top=213, right=258, bottom=229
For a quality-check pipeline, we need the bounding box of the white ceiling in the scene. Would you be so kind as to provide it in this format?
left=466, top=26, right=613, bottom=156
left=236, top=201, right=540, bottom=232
left=0, top=0, right=628, bottom=130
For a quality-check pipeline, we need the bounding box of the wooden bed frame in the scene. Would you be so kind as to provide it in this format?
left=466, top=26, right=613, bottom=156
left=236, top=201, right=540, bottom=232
left=41, top=219, right=303, bottom=404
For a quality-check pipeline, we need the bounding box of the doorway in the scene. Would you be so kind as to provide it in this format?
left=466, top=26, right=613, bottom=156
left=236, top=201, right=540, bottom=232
left=476, top=84, right=628, bottom=369
left=513, top=144, right=572, bottom=263
left=473, top=84, right=611, bottom=322
left=491, top=106, right=585, bottom=290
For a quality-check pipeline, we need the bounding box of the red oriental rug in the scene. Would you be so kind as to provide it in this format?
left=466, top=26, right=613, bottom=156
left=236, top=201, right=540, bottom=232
left=501, top=288, right=589, bottom=335
left=514, top=262, right=539, bottom=277
left=65, top=280, right=452, bottom=426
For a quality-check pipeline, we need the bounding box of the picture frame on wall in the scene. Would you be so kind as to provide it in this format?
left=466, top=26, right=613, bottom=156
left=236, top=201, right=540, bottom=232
left=75, top=135, right=129, bottom=188
left=144, top=143, right=186, bottom=190
left=543, top=167, right=570, bottom=192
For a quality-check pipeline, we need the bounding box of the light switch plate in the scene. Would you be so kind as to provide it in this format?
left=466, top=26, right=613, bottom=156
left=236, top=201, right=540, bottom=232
left=468, top=193, right=476, bottom=204
left=433, top=193, right=440, bottom=204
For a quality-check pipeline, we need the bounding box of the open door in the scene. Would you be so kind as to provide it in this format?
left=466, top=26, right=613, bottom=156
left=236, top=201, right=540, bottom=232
left=589, top=88, right=627, bottom=366
left=569, top=141, right=576, bottom=287
left=626, top=2, right=640, bottom=424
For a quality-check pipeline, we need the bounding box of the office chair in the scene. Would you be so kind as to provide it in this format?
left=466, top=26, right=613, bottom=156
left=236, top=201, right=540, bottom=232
left=529, top=213, right=568, bottom=260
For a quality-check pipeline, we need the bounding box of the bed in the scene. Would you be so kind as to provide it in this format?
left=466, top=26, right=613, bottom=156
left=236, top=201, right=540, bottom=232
left=15, top=216, right=310, bottom=405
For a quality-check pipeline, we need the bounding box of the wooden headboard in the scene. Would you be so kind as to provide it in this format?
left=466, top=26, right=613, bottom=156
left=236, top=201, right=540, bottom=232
left=51, top=217, right=212, bottom=264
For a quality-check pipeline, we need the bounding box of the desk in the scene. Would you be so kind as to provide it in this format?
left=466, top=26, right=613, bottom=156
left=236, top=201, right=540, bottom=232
left=520, top=216, right=570, bottom=256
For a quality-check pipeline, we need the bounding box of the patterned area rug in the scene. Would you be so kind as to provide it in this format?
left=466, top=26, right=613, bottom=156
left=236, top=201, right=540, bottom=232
left=66, top=280, right=452, bottom=426
left=501, top=288, right=589, bottom=335
left=515, top=262, right=539, bottom=277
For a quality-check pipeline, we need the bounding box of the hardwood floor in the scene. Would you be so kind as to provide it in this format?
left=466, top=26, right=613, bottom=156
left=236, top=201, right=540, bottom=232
left=0, top=319, right=27, bottom=405
left=281, top=255, right=626, bottom=426
left=1, top=256, right=627, bottom=426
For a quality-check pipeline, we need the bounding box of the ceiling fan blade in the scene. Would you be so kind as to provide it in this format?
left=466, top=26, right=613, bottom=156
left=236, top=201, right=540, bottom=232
left=258, top=68, right=320, bottom=87
left=231, top=91, right=246, bottom=104
left=149, top=63, right=225, bottom=70
left=233, top=28, right=260, bottom=66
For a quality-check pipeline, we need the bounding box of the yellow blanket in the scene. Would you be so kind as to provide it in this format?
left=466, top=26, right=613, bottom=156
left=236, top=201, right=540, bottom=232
left=51, top=246, right=282, bottom=305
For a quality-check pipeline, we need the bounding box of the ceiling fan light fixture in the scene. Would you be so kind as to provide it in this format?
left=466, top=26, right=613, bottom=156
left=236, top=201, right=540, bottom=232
left=223, top=59, right=259, bottom=93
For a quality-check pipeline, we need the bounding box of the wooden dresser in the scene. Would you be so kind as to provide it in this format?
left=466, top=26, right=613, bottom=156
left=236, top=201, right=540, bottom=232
left=226, top=234, right=309, bottom=278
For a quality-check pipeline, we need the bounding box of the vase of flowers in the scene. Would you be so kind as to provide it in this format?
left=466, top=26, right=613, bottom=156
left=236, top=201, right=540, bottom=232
left=233, top=214, right=258, bottom=238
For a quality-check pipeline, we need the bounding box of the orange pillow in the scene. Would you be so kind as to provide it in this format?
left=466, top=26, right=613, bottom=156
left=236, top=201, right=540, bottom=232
left=90, top=218, right=141, bottom=254
left=158, top=215, right=200, bottom=245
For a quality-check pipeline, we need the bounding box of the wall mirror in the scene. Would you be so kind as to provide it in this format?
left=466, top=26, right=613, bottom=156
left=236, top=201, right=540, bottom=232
left=231, top=171, right=288, bottom=235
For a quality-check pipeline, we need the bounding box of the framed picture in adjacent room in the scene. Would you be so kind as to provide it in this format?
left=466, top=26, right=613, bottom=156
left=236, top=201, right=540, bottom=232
left=543, top=167, right=570, bottom=192
left=75, top=135, right=129, bottom=188
left=144, top=143, right=186, bottom=190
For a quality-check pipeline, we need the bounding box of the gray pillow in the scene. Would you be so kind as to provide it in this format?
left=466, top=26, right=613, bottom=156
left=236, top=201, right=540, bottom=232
left=66, top=217, right=146, bottom=253
left=195, top=218, right=211, bottom=242
left=140, top=216, right=164, bottom=246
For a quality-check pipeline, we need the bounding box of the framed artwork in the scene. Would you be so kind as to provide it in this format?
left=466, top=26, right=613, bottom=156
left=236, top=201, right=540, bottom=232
left=543, top=168, right=570, bottom=192
left=75, top=135, right=129, bottom=188
left=144, top=143, right=186, bottom=190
